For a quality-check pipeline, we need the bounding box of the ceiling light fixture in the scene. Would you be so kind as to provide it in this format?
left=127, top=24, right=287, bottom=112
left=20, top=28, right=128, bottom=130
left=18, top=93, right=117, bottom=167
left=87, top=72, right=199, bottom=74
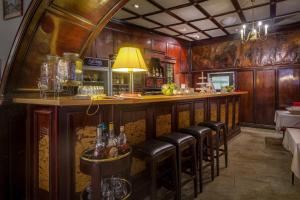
left=240, top=0, right=269, bottom=44
left=133, top=4, right=139, bottom=9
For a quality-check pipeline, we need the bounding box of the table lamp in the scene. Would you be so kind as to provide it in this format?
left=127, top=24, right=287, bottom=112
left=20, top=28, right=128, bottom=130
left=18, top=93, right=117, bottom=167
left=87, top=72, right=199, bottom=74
left=112, top=47, right=148, bottom=95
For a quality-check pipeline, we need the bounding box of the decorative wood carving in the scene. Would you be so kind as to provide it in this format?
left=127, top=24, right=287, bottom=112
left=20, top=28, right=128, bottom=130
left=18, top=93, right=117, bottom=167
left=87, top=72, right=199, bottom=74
left=194, top=101, right=205, bottom=125
left=228, top=102, right=233, bottom=130
left=74, top=126, right=95, bottom=192
left=235, top=101, right=239, bottom=126
left=192, top=30, right=300, bottom=70
left=156, top=114, right=172, bottom=137
left=220, top=103, right=226, bottom=124
left=210, top=100, right=218, bottom=122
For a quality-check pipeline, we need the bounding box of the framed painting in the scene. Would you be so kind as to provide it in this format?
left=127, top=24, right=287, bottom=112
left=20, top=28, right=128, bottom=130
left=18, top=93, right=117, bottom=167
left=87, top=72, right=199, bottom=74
left=3, top=0, right=23, bottom=20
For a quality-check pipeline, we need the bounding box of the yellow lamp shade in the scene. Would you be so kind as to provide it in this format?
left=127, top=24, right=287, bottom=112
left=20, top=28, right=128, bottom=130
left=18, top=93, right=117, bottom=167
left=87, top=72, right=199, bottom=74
left=112, top=47, right=148, bottom=72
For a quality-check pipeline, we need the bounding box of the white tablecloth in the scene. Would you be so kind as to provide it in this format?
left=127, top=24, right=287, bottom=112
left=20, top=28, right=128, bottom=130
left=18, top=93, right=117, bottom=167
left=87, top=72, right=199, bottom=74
left=282, top=128, right=300, bottom=179
left=274, top=110, right=300, bottom=132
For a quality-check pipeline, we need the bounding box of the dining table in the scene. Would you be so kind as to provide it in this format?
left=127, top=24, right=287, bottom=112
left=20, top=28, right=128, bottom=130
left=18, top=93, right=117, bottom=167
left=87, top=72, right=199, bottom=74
left=274, top=110, right=300, bottom=133
left=282, top=128, right=300, bottom=182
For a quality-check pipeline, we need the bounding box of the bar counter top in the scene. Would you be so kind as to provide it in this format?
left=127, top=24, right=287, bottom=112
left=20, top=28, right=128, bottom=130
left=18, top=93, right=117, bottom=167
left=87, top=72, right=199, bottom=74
left=13, top=91, right=247, bottom=106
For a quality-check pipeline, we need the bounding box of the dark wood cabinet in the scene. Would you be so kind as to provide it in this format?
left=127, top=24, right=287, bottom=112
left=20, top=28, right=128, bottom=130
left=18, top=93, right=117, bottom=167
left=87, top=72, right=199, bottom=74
left=236, top=70, right=254, bottom=123
left=255, top=69, right=276, bottom=125
left=278, top=68, right=300, bottom=108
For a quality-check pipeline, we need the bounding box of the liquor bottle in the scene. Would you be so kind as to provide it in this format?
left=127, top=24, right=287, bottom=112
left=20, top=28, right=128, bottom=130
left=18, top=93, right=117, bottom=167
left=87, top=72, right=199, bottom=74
left=118, top=125, right=129, bottom=154
left=152, top=66, right=156, bottom=77
left=106, top=122, right=118, bottom=158
left=155, top=66, right=160, bottom=77
left=118, top=126, right=127, bottom=145
left=159, top=66, right=163, bottom=78
left=93, top=124, right=106, bottom=158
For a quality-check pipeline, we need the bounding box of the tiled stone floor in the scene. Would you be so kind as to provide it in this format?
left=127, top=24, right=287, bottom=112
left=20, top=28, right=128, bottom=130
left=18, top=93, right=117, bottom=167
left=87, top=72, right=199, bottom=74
left=155, top=127, right=300, bottom=200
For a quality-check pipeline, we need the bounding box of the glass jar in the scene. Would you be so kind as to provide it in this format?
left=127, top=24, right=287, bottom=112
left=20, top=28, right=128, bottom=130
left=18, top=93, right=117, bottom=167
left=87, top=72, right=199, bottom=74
left=57, top=52, right=83, bottom=87
left=39, top=55, right=60, bottom=91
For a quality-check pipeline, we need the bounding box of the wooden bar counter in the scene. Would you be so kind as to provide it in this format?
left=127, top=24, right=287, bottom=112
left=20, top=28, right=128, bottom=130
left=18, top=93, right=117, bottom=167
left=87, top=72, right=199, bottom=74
left=14, top=91, right=246, bottom=200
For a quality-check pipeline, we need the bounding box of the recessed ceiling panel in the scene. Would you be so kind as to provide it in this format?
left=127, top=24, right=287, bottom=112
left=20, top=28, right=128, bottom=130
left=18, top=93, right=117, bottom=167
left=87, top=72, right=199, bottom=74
left=238, top=0, right=269, bottom=9
left=205, top=29, right=226, bottom=37
left=171, top=6, right=206, bottom=21
left=199, top=0, right=235, bottom=16
left=177, top=35, right=193, bottom=41
left=170, top=24, right=197, bottom=33
left=127, top=18, right=160, bottom=29
left=243, top=5, right=270, bottom=22
left=225, top=25, right=241, bottom=34
left=124, top=0, right=160, bottom=15
left=113, top=10, right=135, bottom=19
left=276, top=0, right=300, bottom=16
left=186, top=32, right=209, bottom=40
left=275, top=13, right=300, bottom=26
left=155, top=28, right=178, bottom=36
left=191, top=19, right=218, bottom=30
left=152, top=0, right=190, bottom=8
left=215, top=13, right=241, bottom=27
left=146, top=13, right=181, bottom=25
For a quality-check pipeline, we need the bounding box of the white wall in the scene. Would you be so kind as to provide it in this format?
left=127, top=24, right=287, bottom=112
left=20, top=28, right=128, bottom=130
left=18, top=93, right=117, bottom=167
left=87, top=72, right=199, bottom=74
left=0, top=0, right=31, bottom=76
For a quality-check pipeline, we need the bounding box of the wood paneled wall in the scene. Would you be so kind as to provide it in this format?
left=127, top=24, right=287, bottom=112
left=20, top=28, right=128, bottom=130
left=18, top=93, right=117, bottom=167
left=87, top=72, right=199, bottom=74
left=191, top=29, right=300, bottom=126
left=84, top=21, right=191, bottom=86
left=194, top=66, right=300, bottom=126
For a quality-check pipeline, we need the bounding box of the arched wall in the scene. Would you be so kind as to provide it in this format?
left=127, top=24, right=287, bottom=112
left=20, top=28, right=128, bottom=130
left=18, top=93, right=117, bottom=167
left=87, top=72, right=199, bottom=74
left=0, top=0, right=129, bottom=101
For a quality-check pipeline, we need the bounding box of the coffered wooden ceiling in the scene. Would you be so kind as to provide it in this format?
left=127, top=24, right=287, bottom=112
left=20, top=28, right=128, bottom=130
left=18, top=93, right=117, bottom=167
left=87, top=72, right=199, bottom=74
left=113, top=0, right=300, bottom=41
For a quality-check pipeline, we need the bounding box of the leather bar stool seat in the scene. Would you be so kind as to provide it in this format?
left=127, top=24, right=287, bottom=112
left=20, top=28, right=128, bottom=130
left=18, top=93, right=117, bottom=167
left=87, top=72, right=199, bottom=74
left=158, top=132, right=198, bottom=199
left=133, top=139, right=179, bottom=200
left=179, top=126, right=214, bottom=193
left=198, top=121, right=228, bottom=176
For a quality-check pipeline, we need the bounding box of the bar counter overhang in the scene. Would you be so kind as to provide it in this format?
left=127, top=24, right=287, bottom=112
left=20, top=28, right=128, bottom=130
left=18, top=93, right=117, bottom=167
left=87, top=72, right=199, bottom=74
left=13, top=91, right=246, bottom=199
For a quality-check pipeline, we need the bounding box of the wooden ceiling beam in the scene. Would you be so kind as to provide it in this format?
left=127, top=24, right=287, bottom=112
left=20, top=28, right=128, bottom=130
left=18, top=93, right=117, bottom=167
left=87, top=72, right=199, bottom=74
left=270, top=0, right=277, bottom=18
left=231, top=0, right=246, bottom=23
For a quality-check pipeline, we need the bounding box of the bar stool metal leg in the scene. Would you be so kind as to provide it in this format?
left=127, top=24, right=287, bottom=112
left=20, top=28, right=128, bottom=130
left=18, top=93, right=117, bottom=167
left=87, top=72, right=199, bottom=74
left=172, top=152, right=180, bottom=200
left=150, top=160, right=157, bottom=200
left=216, top=131, right=220, bottom=176
left=223, top=126, right=228, bottom=168
left=209, top=131, right=215, bottom=181
left=191, top=142, right=198, bottom=197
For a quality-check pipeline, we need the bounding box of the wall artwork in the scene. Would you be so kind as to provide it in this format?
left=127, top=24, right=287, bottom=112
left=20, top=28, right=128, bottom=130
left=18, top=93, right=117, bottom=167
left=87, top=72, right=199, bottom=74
left=192, top=30, right=300, bottom=71
left=3, top=0, right=23, bottom=20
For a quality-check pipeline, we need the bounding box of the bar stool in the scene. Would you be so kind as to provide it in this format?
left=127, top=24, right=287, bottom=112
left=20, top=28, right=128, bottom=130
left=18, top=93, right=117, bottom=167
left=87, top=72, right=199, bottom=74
left=179, top=126, right=214, bottom=193
left=198, top=121, right=228, bottom=176
left=133, top=139, right=179, bottom=200
left=158, top=132, right=198, bottom=199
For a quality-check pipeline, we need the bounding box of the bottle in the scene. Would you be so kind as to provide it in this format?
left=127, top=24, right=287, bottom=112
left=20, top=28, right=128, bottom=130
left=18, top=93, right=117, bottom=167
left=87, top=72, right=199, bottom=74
left=159, top=66, right=163, bottom=78
left=106, top=122, right=118, bottom=158
left=93, top=124, right=106, bottom=158
left=152, top=66, right=156, bottom=77
left=155, top=66, right=160, bottom=77
left=118, top=126, right=127, bottom=145
left=118, top=126, right=129, bottom=154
